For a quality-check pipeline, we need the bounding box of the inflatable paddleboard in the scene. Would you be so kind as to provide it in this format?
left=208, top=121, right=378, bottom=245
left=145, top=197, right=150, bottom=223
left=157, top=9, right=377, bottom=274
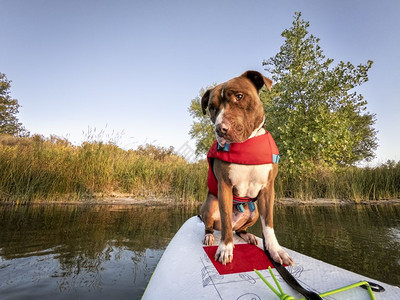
left=143, top=216, right=399, bottom=299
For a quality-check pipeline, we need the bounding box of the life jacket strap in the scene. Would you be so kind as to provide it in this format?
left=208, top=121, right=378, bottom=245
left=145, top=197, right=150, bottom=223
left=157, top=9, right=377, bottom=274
left=233, top=195, right=256, bottom=213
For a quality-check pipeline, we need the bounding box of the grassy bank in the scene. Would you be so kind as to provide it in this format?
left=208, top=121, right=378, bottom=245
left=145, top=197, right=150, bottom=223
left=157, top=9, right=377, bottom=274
left=275, top=161, right=400, bottom=202
left=0, top=134, right=399, bottom=204
left=0, top=135, right=208, bottom=204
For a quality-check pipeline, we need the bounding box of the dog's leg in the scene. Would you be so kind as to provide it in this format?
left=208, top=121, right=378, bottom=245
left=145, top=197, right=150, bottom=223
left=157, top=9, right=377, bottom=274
left=235, top=208, right=259, bottom=245
left=258, top=165, right=294, bottom=266
left=200, top=193, right=218, bottom=246
left=213, top=161, right=234, bottom=265
left=236, top=230, right=259, bottom=245
left=215, top=180, right=234, bottom=265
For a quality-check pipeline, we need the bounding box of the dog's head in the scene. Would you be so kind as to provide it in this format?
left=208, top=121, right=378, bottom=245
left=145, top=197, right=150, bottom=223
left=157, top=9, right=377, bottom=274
left=201, top=71, right=272, bottom=147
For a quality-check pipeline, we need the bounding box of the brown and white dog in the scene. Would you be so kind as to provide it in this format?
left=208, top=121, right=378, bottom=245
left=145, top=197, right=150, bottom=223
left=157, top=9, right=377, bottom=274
left=200, top=70, right=294, bottom=266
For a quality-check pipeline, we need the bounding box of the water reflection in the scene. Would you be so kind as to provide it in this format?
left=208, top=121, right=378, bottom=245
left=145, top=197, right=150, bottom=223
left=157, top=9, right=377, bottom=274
left=249, top=204, right=400, bottom=288
left=0, top=204, right=399, bottom=300
left=0, top=205, right=199, bottom=299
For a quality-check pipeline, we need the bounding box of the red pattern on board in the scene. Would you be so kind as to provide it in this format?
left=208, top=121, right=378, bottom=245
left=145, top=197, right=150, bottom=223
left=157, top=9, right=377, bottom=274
left=203, top=244, right=275, bottom=275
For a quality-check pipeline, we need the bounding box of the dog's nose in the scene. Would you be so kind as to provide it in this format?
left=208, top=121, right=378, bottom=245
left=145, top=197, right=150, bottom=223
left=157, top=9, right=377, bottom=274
left=221, top=123, right=229, bottom=134
left=216, top=123, right=229, bottom=136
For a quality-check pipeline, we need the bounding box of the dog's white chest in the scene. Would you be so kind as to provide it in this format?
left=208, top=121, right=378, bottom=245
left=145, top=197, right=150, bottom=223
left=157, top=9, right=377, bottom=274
left=228, top=164, right=272, bottom=198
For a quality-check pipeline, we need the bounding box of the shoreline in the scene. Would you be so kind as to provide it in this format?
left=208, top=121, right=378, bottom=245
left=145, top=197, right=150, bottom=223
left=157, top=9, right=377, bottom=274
left=15, top=197, right=400, bottom=206
left=276, top=197, right=400, bottom=206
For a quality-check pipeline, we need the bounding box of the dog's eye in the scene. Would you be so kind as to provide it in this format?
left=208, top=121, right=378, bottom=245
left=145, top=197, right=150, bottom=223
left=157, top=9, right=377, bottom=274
left=235, top=94, right=243, bottom=101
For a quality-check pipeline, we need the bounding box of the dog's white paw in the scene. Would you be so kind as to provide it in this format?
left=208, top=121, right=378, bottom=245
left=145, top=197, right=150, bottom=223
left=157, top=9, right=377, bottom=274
left=237, top=232, right=259, bottom=245
left=263, top=226, right=294, bottom=266
left=202, top=233, right=214, bottom=246
left=269, top=246, right=294, bottom=266
left=215, top=242, right=234, bottom=265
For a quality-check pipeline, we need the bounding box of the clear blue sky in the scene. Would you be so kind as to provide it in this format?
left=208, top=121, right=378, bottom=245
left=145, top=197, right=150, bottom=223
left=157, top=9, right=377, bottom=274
left=1, top=0, right=399, bottom=164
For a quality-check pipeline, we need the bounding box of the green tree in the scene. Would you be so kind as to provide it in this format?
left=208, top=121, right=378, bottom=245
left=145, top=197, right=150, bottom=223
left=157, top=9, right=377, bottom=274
left=188, top=13, right=377, bottom=169
left=188, top=86, right=215, bottom=157
left=261, top=12, right=377, bottom=174
left=0, top=73, right=29, bottom=137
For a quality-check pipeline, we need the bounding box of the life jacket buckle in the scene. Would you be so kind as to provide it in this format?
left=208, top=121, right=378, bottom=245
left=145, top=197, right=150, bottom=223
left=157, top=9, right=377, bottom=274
left=248, top=201, right=255, bottom=212
left=237, top=204, right=245, bottom=213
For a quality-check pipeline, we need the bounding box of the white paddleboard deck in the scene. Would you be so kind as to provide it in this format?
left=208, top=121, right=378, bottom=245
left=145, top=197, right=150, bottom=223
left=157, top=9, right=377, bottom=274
left=143, top=216, right=399, bottom=299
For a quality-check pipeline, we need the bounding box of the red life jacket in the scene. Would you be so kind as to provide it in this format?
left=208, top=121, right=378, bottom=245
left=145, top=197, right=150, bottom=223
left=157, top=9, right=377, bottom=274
left=207, top=132, right=279, bottom=204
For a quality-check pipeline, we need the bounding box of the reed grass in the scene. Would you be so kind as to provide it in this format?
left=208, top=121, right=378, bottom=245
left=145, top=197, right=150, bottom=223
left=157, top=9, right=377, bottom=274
left=0, top=134, right=208, bottom=204
left=275, top=161, right=400, bottom=202
left=0, top=134, right=399, bottom=204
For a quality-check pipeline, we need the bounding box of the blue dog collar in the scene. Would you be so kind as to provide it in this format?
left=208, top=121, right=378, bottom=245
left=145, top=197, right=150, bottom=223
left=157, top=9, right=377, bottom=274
left=217, top=143, right=230, bottom=152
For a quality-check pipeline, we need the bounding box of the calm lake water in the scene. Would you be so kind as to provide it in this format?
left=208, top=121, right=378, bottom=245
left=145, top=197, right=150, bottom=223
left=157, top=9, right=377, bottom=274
left=0, top=203, right=399, bottom=299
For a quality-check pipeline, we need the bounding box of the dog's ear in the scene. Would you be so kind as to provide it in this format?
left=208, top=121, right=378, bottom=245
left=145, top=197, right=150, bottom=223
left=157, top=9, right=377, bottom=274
left=201, top=89, right=211, bottom=115
left=242, top=71, right=273, bottom=92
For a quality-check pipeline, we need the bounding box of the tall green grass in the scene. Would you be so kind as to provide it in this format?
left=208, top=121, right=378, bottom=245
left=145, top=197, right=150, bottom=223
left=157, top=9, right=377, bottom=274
left=275, top=161, right=400, bottom=202
left=0, top=134, right=399, bottom=204
left=0, top=134, right=208, bottom=204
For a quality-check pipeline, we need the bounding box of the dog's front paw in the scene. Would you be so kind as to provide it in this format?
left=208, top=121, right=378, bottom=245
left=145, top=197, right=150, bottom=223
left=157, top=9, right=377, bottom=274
left=269, top=246, right=294, bottom=266
left=215, top=242, right=234, bottom=265
left=264, top=227, right=294, bottom=266
left=202, top=233, right=214, bottom=246
left=237, top=232, right=259, bottom=245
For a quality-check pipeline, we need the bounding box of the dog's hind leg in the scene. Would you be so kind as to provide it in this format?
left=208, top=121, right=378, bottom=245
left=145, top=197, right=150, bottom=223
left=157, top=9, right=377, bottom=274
left=201, top=193, right=219, bottom=246
left=236, top=230, right=259, bottom=245
left=235, top=207, right=259, bottom=245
